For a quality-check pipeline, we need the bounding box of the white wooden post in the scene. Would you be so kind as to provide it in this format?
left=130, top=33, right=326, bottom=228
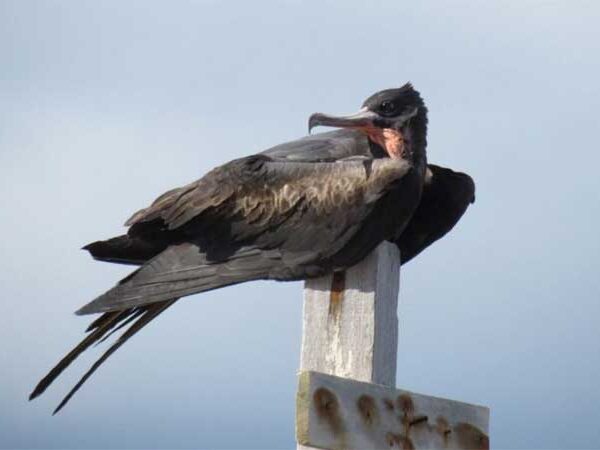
left=296, top=242, right=489, bottom=450
left=299, top=241, right=400, bottom=388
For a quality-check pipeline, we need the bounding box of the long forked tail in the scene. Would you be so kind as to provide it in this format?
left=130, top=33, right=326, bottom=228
left=29, top=299, right=176, bottom=414
left=31, top=240, right=284, bottom=412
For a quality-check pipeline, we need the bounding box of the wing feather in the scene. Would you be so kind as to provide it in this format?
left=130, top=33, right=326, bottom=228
left=126, top=154, right=410, bottom=236
left=395, top=164, right=475, bottom=263
left=77, top=156, right=412, bottom=314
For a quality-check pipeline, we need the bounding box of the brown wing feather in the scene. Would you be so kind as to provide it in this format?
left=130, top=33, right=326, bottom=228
left=76, top=156, right=413, bottom=315
left=126, top=155, right=410, bottom=232
left=124, top=160, right=239, bottom=229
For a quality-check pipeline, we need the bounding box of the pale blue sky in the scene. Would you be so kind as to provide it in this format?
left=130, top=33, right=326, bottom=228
left=1, top=1, right=599, bottom=448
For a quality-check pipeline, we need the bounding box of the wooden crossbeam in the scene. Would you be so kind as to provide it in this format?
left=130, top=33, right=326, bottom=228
left=296, top=371, right=489, bottom=450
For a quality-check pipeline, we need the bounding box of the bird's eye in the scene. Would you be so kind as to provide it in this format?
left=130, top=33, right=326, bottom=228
left=380, top=101, right=396, bottom=115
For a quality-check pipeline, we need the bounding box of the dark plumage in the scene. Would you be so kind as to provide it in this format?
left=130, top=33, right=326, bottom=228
left=30, top=83, right=475, bottom=413
left=398, top=164, right=475, bottom=263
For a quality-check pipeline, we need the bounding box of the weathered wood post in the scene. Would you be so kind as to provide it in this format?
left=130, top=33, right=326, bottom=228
left=296, top=242, right=489, bottom=450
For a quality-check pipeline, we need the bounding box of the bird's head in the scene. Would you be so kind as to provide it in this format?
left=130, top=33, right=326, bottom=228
left=309, top=83, right=428, bottom=160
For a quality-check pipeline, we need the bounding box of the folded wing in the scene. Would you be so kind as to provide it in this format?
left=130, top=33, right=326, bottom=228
left=78, top=155, right=412, bottom=315
left=395, top=164, right=475, bottom=263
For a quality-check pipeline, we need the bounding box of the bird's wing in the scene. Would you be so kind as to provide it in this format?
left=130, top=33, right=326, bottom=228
left=78, top=155, right=412, bottom=315
left=125, top=130, right=379, bottom=232
left=87, top=162, right=476, bottom=268
left=260, top=129, right=376, bottom=162
left=82, top=131, right=377, bottom=266
left=395, top=164, right=475, bottom=264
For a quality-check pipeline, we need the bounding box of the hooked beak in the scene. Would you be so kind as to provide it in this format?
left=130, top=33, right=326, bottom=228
left=308, top=108, right=378, bottom=134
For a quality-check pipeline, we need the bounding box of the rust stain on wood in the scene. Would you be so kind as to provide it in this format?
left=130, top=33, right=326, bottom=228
left=397, top=393, right=415, bottom=430
left=328, top=271, right=346, bottom=319
left=397, top=394, right=415, bottom=416
left=313, top=387, right=344, bottom=435
left=453, top=422, right=489, bottom=450
left=436, top=416, right=452, bottom=446
left=383, top=397, right=395, bottom=412
left=357, top=394, right=378, bottom=426
left=385, top=432, right=415, bottom=450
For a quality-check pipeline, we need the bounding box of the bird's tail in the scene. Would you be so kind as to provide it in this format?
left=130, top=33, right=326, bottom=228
left=29, top=299, right=176, bottom=414
left=30, top=242, right=284, bottom=412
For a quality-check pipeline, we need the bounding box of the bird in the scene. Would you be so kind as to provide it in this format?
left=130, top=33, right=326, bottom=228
left=29, top=83, right=475, bottom=414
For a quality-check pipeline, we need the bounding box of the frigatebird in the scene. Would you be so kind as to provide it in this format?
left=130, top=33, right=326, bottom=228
left=29, top=83, right=475, bottom=413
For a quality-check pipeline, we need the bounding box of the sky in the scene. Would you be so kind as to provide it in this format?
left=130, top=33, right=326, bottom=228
left=1, top=0, right=599, bottom=448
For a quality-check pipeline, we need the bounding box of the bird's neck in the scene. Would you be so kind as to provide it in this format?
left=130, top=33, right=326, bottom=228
left=366, top=110, right=428, bottom=169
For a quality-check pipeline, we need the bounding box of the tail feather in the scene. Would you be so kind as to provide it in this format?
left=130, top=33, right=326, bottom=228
left=94, top=309, right=145, bottom=347
left=35, top=239, right=282, bottom=410
left=29, top=300, right=176, bottom=413
left=52, top=300, right=175, bottom=414
left=85, top=308, right=132, bottom=332
left=30, top=233, right=179, bottom=412
left=29, top=310, right=132, bottom=401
